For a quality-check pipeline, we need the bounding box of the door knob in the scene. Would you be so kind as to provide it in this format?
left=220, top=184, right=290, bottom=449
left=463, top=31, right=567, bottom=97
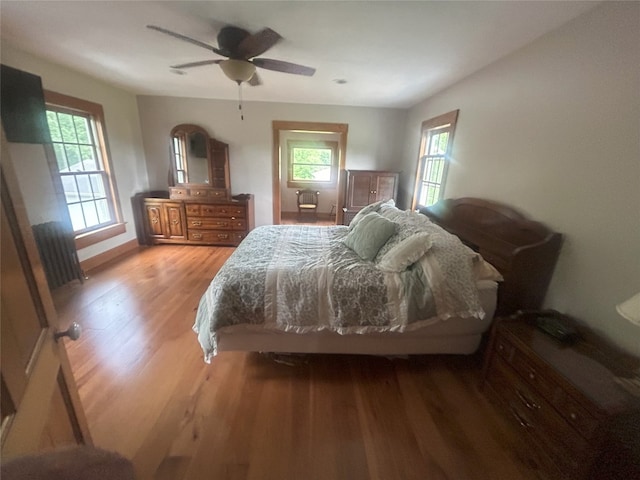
left=54, top=322, right=81, bottom=342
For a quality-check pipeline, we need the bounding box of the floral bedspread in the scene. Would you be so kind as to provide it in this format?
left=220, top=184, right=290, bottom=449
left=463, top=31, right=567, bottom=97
left=193, top=224, right=484, bottom=362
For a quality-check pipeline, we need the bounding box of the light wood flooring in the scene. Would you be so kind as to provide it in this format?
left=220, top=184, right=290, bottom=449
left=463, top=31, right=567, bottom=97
left=53, top=245, right=543, bottom=480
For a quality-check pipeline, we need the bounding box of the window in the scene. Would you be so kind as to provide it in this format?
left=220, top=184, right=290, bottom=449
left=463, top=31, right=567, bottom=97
left=44, top=91, right=124, bottom=248
left=412, top=110, right=459, bottom=210
left=287, top=140, right=338, bottom=188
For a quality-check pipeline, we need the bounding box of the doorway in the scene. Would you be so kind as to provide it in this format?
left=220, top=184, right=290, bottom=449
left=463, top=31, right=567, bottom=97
left=271, top=121, right=348, bottom=225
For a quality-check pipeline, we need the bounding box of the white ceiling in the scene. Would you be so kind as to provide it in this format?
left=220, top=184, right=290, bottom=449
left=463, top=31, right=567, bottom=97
left=1, top=1, right=598, bottom=109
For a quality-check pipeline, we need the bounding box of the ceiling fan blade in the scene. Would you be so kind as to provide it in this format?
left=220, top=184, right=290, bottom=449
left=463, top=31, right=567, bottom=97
left=252, top=58, right=315, bottom=76
left=248, top=72, right=262, bottom=86
left=170, top=60, right=222, bottom=69
left=235, top=28, right=282, bottom=59
left=147, top=25, right=227, bottom=57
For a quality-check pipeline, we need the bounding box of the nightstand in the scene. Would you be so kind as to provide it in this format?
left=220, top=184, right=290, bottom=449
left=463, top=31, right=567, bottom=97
left=482, top=312, right=640, bottom=480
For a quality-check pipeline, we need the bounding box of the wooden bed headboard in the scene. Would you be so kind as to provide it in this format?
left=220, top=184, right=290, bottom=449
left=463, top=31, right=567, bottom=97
left=420, top=197, right=562, bottom=316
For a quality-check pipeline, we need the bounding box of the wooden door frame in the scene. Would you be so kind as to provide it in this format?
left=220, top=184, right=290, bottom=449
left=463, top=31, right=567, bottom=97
left=272, top=121, right=348, bottom=225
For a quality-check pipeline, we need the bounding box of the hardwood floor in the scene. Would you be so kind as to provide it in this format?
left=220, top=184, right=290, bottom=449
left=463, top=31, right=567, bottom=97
left=53, top=245, right=543, bottom=480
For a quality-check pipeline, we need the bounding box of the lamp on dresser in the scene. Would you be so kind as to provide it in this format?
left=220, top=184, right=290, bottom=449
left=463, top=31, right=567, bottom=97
left=617, top=292, right=640, bottom=325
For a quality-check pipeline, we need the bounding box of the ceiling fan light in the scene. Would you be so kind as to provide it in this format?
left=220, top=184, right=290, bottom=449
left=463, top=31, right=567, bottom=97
left=220, top=59, right=256, bottom=83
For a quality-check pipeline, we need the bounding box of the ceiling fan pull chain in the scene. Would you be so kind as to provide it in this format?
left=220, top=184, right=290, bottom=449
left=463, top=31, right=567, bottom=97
left=237, top=81, right=244, bottom=121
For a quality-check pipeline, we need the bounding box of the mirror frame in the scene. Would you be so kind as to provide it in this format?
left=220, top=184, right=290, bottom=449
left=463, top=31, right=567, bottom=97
left=169, top=124, right=212, bottom=186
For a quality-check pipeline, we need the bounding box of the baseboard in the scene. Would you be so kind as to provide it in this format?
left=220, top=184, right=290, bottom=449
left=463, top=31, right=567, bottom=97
left=80, top=239, right=140, bottom=274
left=281, top=211, right=334, bottom=221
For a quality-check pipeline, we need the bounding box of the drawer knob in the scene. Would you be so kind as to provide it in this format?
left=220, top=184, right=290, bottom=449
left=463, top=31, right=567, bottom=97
left=192, top=221, right=202, bottom=226
left=498, top=344, right=504, bottom=351
left=529, top=372, right=536, bottom=380
left=218, top=234, right=229, bottom=239
left=570, top=412, right=577, bottom=420
left=192, top=234, right=202, bottom=240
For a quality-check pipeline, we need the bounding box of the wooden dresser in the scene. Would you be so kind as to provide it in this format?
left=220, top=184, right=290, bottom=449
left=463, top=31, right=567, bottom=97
left=137, top=193, right=254, bottom=247
left=342, top=170, right=399, bottom=225
left=482, top=312, right=640, bottom=479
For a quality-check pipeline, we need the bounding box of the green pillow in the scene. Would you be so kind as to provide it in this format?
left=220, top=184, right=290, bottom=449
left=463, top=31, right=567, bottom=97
left=343, top=212, right=396, bottom=261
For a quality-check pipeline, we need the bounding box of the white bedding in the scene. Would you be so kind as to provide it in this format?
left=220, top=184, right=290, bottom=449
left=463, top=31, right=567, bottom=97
left=194, top=205, right=500, bottom=361
left=214, top=279, right=497, bottom=356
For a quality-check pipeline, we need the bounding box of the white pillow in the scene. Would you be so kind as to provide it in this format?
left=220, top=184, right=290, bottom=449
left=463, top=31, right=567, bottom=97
left=377, top=232, right=433, bottom=272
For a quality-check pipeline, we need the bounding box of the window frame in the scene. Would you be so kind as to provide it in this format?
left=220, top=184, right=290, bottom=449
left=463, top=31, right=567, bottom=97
left=44, top=91, right=125, bottom=249
left=411, top=110, right=459, bottom=210
left=286, top=140, right=339, bottom=189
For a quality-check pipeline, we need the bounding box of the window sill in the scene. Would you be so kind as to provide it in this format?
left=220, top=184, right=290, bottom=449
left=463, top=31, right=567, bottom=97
left=286, top=181, right=337, bottom=189
left=75, top=222, right=126, bottom=250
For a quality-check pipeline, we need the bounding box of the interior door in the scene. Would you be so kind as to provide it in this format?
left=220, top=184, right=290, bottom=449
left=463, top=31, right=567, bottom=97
left=1, top=130, right=91, bottom=459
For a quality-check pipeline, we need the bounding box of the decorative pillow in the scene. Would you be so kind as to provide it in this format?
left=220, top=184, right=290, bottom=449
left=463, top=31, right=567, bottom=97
left=374, top=210, right=434, bottom=262
left=378, top=203, right=405, bottom=223
left=349, top=199, right=396, bottom=231
left=377, top=232, right=433, bottom=272
left=472, top=254, right=504, bottom=282
left=343, top=212, right=396, bottom=261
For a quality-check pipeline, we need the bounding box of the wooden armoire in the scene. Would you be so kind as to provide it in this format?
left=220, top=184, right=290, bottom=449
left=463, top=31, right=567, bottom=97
left=342, top=170, right=399, bottom=225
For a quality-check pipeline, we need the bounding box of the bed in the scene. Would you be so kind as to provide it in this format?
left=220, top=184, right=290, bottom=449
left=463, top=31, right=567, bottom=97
left=193, top=197, right=562, bottom=362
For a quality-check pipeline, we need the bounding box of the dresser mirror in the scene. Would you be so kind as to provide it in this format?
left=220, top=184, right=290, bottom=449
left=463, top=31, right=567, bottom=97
left=168, top=124, right=231, bottom=201
left=170, top=124, right=212, bottom=185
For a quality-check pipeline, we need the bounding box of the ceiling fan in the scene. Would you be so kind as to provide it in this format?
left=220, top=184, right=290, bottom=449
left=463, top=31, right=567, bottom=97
left=147, top=24, right=316, bottom=86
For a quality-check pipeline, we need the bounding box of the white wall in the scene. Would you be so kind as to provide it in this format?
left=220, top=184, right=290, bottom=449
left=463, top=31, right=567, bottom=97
left=136, top=96, right=406, bottom=226
left=1, top=43, right=149, bottom=261
left=400, top=2, right=640, bottom=354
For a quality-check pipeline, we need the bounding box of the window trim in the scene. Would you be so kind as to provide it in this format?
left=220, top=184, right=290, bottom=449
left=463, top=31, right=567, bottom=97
left=286, top=140, right=339, bottom=189
left=411, top=110, right=459, bottom=210
left=44, top=90, right=124, bottom=249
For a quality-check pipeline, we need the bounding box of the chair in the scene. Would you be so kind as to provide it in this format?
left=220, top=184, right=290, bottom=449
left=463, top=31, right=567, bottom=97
left=296, top=189, right=319, bottom=222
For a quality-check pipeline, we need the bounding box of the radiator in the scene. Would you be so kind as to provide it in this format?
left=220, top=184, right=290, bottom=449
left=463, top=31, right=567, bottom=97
left=31, top=221, right=84, bottom=289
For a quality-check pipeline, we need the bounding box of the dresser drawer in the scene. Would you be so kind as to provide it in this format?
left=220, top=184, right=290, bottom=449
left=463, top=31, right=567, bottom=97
left=187, top=218, right=246, bottom=231
left=214, top=205, right=246, bottom=218
left=169, top=187, right=188, bottom=199
left=488, top=356, right=592, bottom=476
left=185, top=203, right=246, bottom=218
left=188, top=230, right=245, bottom=245
left=188, top=187, right=228, bottom=199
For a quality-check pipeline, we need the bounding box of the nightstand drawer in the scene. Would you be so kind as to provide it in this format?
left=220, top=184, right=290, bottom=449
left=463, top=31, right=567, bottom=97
left=501, top=333, right=600, bottom=439
left=555, top=390, right=599, bottom=439
left=495, top=331, right=560, bottom=405
left=484, top=317, right=640, bottom=480
left=489, top=356, right=591, bottom=475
